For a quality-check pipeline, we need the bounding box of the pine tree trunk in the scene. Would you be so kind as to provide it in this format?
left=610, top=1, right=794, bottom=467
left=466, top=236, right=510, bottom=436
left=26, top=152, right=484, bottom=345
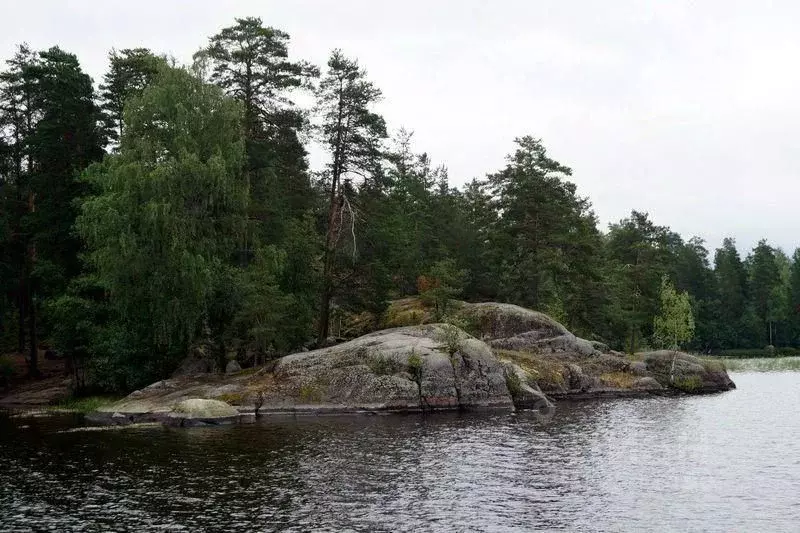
left=28, top=288, right=37, bottom=378
left=27, top=191, right=38, bottom=378
left=317, top=194, right=339, bottom=345
left=17, top=276, right=25, bottom=353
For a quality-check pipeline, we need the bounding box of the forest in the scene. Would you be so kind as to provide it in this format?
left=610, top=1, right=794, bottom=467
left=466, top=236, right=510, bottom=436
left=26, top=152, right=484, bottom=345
left=1, top=17, right=798, bottom=392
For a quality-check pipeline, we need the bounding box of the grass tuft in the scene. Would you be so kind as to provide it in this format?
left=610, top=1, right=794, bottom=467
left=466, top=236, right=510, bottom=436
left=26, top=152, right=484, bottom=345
left=599, top=371, right=636, bottom=389
left=55, top=396, right=121, bottom=413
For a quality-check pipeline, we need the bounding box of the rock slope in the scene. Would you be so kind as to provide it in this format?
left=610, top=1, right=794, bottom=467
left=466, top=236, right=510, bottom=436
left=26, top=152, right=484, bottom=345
left=90, top=300, right=735, bottom=425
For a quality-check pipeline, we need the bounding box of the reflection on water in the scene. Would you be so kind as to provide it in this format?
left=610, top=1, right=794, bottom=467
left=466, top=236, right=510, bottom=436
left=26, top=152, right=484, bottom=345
left=2, top=372, right=799, bottom=532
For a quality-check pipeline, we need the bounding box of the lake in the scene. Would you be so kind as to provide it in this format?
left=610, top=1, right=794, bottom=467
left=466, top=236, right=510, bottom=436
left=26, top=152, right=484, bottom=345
left=2, top=371, right=799, bottom=532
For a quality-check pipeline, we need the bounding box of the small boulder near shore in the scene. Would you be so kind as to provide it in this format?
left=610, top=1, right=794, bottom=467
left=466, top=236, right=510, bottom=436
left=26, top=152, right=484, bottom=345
left=166, top=399, right=239, bottom=427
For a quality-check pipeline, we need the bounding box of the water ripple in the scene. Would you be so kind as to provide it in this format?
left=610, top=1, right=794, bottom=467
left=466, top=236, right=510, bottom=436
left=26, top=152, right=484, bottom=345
left=2, top=372, right=800, bottom=532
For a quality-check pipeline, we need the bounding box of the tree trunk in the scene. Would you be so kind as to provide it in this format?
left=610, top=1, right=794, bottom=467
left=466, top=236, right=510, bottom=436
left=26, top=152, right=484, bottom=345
left=317, top=193, right=340, bottom=345
left=317, top=80, right=347, bottom=346
left=27, top=287, right=37, bottom=378
left=26, top=191, right=38, bottom=378
left=17, top=276, right=25, bottom=353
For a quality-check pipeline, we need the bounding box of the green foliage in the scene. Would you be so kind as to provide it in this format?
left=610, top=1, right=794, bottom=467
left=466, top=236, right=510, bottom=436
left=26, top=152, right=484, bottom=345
left=76, top=65, right=247, bottom=390
left=653, top=276, right=695, bottom=350
left=226, top=245, right=315, bottom=356
left=407, top=350, right=423, bottom=382
left=671, top=375, right=703, bottom=392
left=418, top=258, right=466, bottom=318
left=99, top=48, right=164, bottom=142
left=436, top=324, right=463, bottom=356
left=505, top=369, right=523, bottom=398
left=366, top=353, right=406, bottom=376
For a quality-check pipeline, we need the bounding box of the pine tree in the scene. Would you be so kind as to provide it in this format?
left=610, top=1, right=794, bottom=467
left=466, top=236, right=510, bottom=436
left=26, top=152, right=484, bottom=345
left=315, top=50, right=386, bottom=343
left=713, top=238, right=748, bottom=348
left=198, top=17, right=318, bottom=248
left=99, top=48, right=163, bottom=143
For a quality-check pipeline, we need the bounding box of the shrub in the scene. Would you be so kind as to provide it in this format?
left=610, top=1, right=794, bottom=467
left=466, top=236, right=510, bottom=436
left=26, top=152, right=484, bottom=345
left=56, top=395, right=120, bottom=413
left=367, top=353, right=406, bottom=376
left=671, top=375, right=703, bottom=392
left=599, top=371, right=636, bottom=389
left=298, top=382, right=324, bottom=403
left=505, top=370, right=523, bottom=398
left=436, top=324, right=463, bottom=356
left=407, top=350, right=423, bottom=382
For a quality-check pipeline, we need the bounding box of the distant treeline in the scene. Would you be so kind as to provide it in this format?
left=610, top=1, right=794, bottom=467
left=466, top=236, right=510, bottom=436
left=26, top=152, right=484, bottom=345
left=0, top=18, right=796, bottom=391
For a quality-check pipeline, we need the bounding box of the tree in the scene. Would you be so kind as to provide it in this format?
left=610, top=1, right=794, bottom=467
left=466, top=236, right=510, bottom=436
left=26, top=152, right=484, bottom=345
left=673, top=237, right=717, bottom=351
left=418, top=258, right=466, bottom=318
left=99, top=48, right=163, bottom=143
left=653, top=275, right=695, bottom=350
left=713, top=238, right=748, bottom=348
left=0, top=44, right=38, bottom=356
left=198, top=17, right=316, bottom=138
left=747, top=240, right=783, bottom=346
left=26, top=47, right=105, bottom=375
left=198, top=17, right=318, bottom=258
left=75, top=65, right=247, bottom=389
left=485, top=136, right=605, bottom=333
left=784, top=248, right=800, bottom=347
left=0, top=45, right=104, bottom=376
left=605, top=211, right=680, bottom=352
left=315, top=50, right=386, bottom=343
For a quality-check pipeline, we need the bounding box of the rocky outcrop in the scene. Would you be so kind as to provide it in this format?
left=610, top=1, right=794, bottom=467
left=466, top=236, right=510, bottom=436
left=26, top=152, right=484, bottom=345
left=92, top=324, right=538, bottom=426
left=89, top=301, right=736, bottom=427
left=642, top=350, right=736, bottom=393
left=383, top=299, right=601, bottom=358
left=271, top=324, right=513, bottom=411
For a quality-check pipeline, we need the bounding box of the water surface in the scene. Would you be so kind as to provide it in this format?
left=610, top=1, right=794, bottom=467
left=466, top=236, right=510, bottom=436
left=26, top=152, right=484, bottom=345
left=2, top=372, right=798, bottom=532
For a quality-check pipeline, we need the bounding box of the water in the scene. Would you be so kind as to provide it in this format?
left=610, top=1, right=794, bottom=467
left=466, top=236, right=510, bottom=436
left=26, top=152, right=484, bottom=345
left=1, top=372, right=799, bottom=532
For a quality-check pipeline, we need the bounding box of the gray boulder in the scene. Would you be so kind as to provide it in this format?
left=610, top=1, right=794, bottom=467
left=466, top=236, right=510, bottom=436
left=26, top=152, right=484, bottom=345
left=166, top=399, right=239, bottom=427
left=632, top=377, right=663, bottom=390
left=225, top=360, right=242, bottom=374
left=642, top=351, right=735, bottom=393
left=273, top=324, right=513, bottom=411
left=172, top=355, right=213, bottom=377
left=501, top=362, right=554, bottom=414
left=457, top=302, right=599, bottom=358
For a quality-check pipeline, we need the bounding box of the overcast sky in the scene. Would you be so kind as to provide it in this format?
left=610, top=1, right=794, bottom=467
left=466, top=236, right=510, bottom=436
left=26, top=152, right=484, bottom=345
left=2, top=0, right=798, bottom=256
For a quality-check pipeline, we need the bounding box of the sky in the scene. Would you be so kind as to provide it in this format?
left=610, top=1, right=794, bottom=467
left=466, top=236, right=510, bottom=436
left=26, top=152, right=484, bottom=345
left=2, top=0, right=799, bottom=255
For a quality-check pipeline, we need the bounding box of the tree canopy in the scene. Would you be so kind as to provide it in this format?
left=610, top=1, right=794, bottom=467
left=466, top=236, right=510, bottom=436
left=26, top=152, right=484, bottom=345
left=1, top=21, right=797, bottom=393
